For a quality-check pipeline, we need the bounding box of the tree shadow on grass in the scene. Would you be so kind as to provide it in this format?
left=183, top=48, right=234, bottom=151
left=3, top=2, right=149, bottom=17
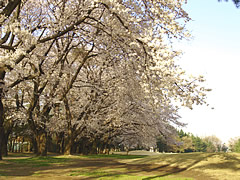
left=0, top=153, right=234, bottom=179
left=1, top=157, right=182, bottom=178
left=141, top=153, right=217, bottom=180
left=194, top=153, right=240, bottom=172
left=67, top=163, right=186, bottom=180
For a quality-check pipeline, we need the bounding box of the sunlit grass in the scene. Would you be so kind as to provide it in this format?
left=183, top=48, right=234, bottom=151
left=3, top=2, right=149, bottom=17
left=81, top=154, right=147, bottom=159
left=69, top=169, right=193, bottom=180
left=70, top=169, right=114, bottom=176
left=132, top=152, right=240, bottom=179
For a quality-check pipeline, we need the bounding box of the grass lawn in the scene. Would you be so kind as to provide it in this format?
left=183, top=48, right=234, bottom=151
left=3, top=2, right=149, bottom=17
left=0, top=152, right=240, bottom=179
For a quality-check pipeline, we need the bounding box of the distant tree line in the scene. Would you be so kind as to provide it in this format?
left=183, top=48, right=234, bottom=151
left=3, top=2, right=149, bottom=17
left=157, top=130, right=228, bottom=153
left=228, top=137, right=240, bottom=152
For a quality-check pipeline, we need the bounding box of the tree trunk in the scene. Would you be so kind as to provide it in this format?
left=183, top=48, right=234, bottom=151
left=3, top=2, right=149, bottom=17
left=0, top=67, right=6, bottom=160
left=31, top=136, right=38, bottom=154
left=63, top=98, right=74, bottom=155
left=90, top=140, right=98, bottom=154
left=0, top=127, right=4, bottom=160
left=2, top=127, right=12, bottom=156
left=2, top=133, right=8, bottom=156
left=64, top=140, right=73, bottom=155
left=56, top=132, right=64, bottom=154
left=8, top=138, right=13, bottom=152
left=46, top=135, right=54, bottom=152
left=35, top=132, right=48, bottom=156
left=61, top=135, right=65, bottom=154
left=64, top=133, right=73, bottom=155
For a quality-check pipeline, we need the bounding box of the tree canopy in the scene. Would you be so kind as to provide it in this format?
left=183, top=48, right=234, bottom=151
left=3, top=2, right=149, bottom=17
left=0, top=0, right=210, bottom=159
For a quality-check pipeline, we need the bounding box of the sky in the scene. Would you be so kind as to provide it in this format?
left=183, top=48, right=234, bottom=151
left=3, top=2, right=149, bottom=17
left=177, top=0, right=240, bottom=143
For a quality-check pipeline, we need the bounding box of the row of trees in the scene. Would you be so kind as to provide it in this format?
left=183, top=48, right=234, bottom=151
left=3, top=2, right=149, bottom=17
left=228, top=137, right=240, bottom=152
left=0, top=0, right=210, bottom=160
left=157, top=130, right=228, bottom=153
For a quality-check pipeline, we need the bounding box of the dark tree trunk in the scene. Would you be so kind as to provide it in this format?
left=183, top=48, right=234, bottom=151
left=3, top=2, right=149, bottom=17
left=56, top=132, right=64, bottom=154
left=2, top=126, right=13, bottom=156
left=0, top=67, right=6, bottom=160
left=61, top=135, right=65, bottom=154
left=80, top=137, right=91, bottom=155
left=47, top=135, right=54, bottom=153
left=2, top=133, right=8, bottom=156
left=90, top=140, right=98, bottom=154
left=0, top=127, right=4, bottom=160
left=31, top=136, right=38, bottom=154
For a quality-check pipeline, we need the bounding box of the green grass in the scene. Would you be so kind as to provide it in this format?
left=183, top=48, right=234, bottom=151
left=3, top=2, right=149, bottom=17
left=4, top=153, right=33, bottom=157
left=0, top=162, right=11, bottom=167
left=1, top=152, right=240, bottom=179
left=69, top=169, right=193, bottom=180
left=81, top=154, right=147, bottom=159
left=32, top=173, right=42, bottom=176
left=70, top=170, right=115, bottom=176
left=6, top=156, right=70, bottom=167
left=0, top=172, right=7, bottom=176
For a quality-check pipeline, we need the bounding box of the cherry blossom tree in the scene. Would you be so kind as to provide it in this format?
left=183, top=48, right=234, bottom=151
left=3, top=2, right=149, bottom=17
left=0, top=0, right=210, bottom=158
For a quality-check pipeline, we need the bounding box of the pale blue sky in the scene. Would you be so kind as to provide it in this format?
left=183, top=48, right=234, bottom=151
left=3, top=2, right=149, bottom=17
left=178, top=0, right=240, bottom=143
